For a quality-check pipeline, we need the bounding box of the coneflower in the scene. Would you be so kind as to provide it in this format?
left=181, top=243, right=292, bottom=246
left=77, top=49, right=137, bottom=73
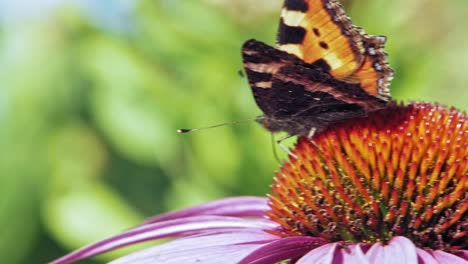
left=51, top=102, right=467, bottom=264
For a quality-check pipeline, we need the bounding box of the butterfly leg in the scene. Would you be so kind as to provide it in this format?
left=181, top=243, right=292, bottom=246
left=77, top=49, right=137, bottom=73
left=276, top=134, right=298, bottom=159
left=306, top=127, right=321, bottom=150
left=307, top=127, right=317, bottom=139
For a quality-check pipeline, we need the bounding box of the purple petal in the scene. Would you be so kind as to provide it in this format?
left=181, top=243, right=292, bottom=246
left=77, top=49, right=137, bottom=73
left=110, top=230, right=279, bottom=264
left=145, top=197, right=269, bottom=224
left=365, top=236, right=418, bottom=264
left=455, top=250, right=468, bottom=260
left=51, top=215, right=277, bottom=264
left=416, top=249, right=438, bottom=264
left=344, top=245, right=371, bottom=264
left=430, top=250, right=468, bottom=264
left=239, top=236, right=327, bottom=264
left=297, top=244, right=370, bottom=264
left=296, top=243, right=338, bottom=264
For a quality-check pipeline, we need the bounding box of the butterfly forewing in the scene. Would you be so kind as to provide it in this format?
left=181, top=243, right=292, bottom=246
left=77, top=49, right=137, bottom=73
left=277, top=0, right=364, bottom=79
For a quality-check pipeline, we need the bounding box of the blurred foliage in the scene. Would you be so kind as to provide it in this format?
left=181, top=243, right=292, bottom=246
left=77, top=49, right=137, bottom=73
left=0, top=0, right=466, bottom=263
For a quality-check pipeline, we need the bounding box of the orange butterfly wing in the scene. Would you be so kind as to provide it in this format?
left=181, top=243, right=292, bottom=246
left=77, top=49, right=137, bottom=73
left=276, top=0, right=393, bottom=100
left=276, top=0, right=364, bottom=79
left=345, top=34, right=394, bottom=100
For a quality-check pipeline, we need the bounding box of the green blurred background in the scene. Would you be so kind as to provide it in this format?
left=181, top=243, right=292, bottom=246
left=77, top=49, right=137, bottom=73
left=0, top=0, right=466, bottom=263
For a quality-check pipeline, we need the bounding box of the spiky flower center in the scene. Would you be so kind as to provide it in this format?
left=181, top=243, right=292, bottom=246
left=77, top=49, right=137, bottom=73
left=266, top=103, right=467, bottom=252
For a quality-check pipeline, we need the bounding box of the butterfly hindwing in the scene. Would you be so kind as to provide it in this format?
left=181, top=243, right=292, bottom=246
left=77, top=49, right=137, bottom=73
left=345, top=34, right=394, bottom=100
left=242, top=39, right=387, bottom=136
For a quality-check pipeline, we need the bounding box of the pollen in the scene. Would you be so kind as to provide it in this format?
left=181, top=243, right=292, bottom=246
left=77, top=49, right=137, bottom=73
left=266, top=102, right=467, bottom=252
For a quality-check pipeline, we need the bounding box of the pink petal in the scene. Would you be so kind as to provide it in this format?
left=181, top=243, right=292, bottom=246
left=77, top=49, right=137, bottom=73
left=297, top=243, right=369, bottom=264
left=50, top=215, right=276, bottom=264
left=111, top=230, right=279, bottom=264
left=239, top=236, right=327, bottom=264
left=416, top=249, right=438, bottom=264
left=296, top=243, right=338, bottom=264
left=144, top=197, right=269, bottom=224
left=346, top=245, right=371, bottom=264
left=455, top=250, right=468, bottom=260
left=365, top=236, right=418, bottom=264
left=431, top=250, right=468, bottom=264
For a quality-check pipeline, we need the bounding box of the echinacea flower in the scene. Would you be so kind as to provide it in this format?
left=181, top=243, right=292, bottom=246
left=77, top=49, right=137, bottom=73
left=52, top=102, right=467, bottom=264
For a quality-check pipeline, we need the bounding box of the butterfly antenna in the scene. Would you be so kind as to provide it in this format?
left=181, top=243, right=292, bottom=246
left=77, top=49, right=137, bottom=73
left=177, top=117, right=261, bottom=134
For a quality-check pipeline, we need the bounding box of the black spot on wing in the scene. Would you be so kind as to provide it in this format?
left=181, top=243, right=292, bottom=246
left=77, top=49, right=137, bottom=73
left=319, top=41, right=329, bottom=50
left=277, top=18, right=307, bottom=45
left=284, top=0, right=309, bottom=12
left=313, top=28, right=321, bottom=37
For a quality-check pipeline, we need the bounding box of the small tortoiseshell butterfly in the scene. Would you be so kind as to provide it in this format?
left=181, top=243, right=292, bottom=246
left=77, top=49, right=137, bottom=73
left=242, top=0, right=394, bottom=138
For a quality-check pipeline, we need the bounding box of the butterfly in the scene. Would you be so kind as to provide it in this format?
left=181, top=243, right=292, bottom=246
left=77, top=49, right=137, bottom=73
left=242, top=0, right=394, bottom=138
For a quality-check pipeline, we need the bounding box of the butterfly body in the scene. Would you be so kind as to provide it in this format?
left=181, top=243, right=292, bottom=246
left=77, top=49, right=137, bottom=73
left=242, top=0, right=393, bottom=137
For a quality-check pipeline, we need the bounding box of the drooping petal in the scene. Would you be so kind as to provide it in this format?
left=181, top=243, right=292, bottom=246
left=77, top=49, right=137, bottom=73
left=145, top=197, right=269, bottom=224
left=430, top=250, right=468, bottom=264
left=296, top=243, right=369, bottom=264
left=296, top=243, right=338, bottom=264
left=239, top=236, right=327, bottom=264
left=365, top=237, right=418, bottom=264
left=416, top=249, right=438, bottom=264
left=111, top=230, right=279, bottom=264
left=50, top=216, right=277, bottom=264
left=455, top=250, right=468, bottom=260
